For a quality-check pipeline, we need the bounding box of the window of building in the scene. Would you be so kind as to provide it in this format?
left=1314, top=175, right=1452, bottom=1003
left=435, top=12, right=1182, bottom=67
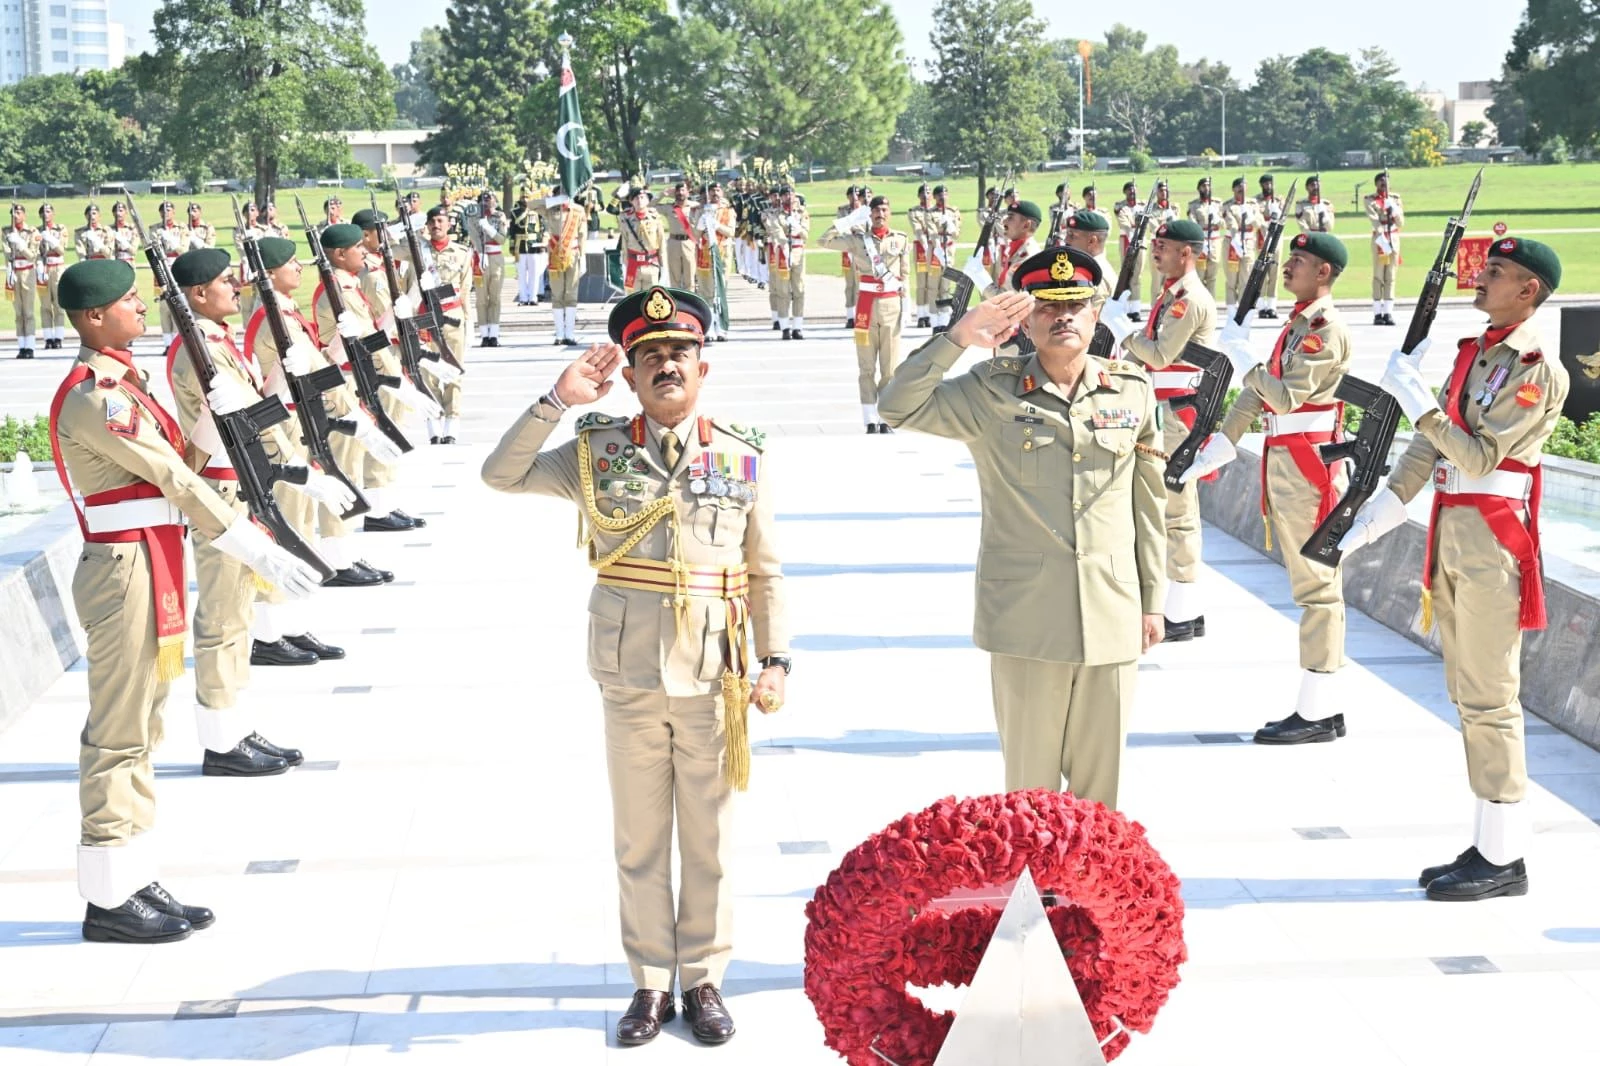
left=72, top=30, right=104, bottom=44
left=51, top=49, right=68, bottom=62
left=52, top=28, right=67, bottom=39
left=49, top=4, right=66, bottom=15
left=71, top=7, right=105, bottom=23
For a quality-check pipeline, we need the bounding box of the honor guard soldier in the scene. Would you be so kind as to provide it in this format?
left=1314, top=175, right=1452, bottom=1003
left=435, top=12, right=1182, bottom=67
left=164, top=248, right=342, bottom=757
left=1062, top=210, right=1115, bottom=303
left=1188, top=177, right=1223, bottom=299
left=244, top=234, right=400, bottom=590
left=76, top=204, right=113, bottom=262
left=1101, top=219, right=1219, bottom=639
left=879, top=248, right=1166, bottom=808
left=151, top=202, right=186, bottom=349
left=663, top=180, right=697, bottom=291
left=51, top=260, right=323, bottom=943
left=510, top=188, right=548, bottom=305
left=909, top=183, right=935, bottom=327
left=692, top=183, right=735, bottom=343
left=320, top=195, right=344, bottom=233
left=1144, top=181, right=1179, bottom=315
left=984, top=200, right=1042, bottom=297
left=36, top=203, right=68, bottom=349
left=183, top=202, right=216, bottom=252
left=1254, top=175, right=1286, bottom=318
left=541, top=192, right=589, bottom=346
left=1114, top=182, right=1147, bottom=319
left=1081, top=185, right=1110, bottom=231
left=7, top=203, right=39, bottom=358
left=263, top=201, right=292, bottom=239
left=768, top=184, right=809, bottom=339
left=233, top=201, right=266, bottom=321
left=821, top=195, right=910, bottom=432
left=482, top=285, right=790, bottom=1048
left=351, top=208, right=445, bottom=444
left=109, top=202, right=139, bottom=268
left=1364, top=171, right=1403, bottom=324
left=1296, top=174, right=1336, bottom=235
left=472, top=190, right=508, bottom=346
left=425, top=205, right=473, bottom=442
left=1221, top=177, right=1262, bottom=320
left=927, top=185, right=962, bottom=330
left=1046, top=183, right=1076, bottom=248
left=837, top=185, right=863, bottom=327
left=619, top=186, right=665, bottom=296
left=1187, top=232, right=1354, bottom=743
left=1341, top=238, right=1567, bottom=902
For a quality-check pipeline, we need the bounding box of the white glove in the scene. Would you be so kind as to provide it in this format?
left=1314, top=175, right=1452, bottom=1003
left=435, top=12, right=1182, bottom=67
left=423, top=355, right=463, bottom=385
left=408, top=212, right=427, bottom=231
left=382, top=379, right=443, bottom=420
left=386, top=222, right=408, bottom=242
left=284, top=469, right=357, bottom=513
left=351, top=410, right=405, bottom=464
left=282, top=341, right=317, bottom=377
left=1336, top=486, right=1409, bottom=556
left=1218, top=316, right=1263, bottom=376
left=477, top=217, right=495, bottom=236
left=392, top=292, right=415, bottom=320
left=1179, top=434, right=1237, bottom=483
left=1379, top=340, right=1439, bottom=423
left=421, top=268, right=441, bottom=290
left=336, top=311, right=363, bottom=339
left=210, top=515, right=323, bottom=600
left=1100, top=297, right=1136, bottom=345
left=206, top=377, right=257, bottom=416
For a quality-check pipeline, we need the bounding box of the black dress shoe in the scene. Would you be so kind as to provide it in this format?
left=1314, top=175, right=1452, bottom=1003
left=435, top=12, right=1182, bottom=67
left=250, top=638, right=319, bottom=666
left=1426, top=852, right=1528, bottom=901
left=245, top=732, right=304, bottom=767
left=356, top=559, right=394, bottom=583
left=781, top=328, right=792, bottom=340
left=866, top=423, right=879, bottom=434
left=791, top=329, right=803, bottom=339
left=439, top=436, right=456, bottom=444
left=202, top=739, right=290, bottom=777
left=616, top=989, right=675, bottom=1046
left=878, top=423, right=892, bottom=434
left=844, top=317, right=855, bottom=329
left=136, top=882, right=215, bottom=930
left=285, top=632, right=345, bottom=660
left=1161, top=615, right=1206, bottom=642
left=772, top=321, right=782, bottom=331
left=363, top=512, right=415, bottom=532
left=391, top=509, right=426, bottom=528
left=83, top=896, right=192, bottom=944
left=1420, top=846, right=1480, bottom=887
left=485, top=336, right=499, bottom=347
left=429, top=436, right=441, bottom=445
left=1373, top=314, right=1384, bottom=326
left=552, top=337, right=564, bottom=346
left=324, top=565, right=385, bottom=588
left=682, top=984, right=736, bottom=1045
left=563, top=336, right=579, bottom=346
left=1253, top=712, right=1346, bottom=745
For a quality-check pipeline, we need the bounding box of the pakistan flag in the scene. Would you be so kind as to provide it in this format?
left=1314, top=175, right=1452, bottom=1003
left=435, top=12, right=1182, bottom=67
left=555, top=56, right=593, bottom=198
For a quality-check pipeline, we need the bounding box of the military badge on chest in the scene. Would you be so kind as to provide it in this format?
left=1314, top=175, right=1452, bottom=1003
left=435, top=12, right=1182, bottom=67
left=1477, top=364, right=1510, bottom=408
left=1091, top=408, right=1140, bottom=430
left=688, top=452, right=758, bottom=503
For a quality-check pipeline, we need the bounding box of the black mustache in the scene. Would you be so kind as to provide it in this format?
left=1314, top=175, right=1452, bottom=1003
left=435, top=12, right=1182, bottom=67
left=653, top=372, right=682, bottom=386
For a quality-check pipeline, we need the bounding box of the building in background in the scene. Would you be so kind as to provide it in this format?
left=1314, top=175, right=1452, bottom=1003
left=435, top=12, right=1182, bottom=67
left=1415, top=81, right=1498, bottom=146
left=0, top=0, right=126, bottom=84
left=341, top=128, right=437, bottom=179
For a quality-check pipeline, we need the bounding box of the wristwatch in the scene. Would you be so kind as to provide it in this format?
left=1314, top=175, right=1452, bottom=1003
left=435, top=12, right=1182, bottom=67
left=759, top=655, right=792, bottom=676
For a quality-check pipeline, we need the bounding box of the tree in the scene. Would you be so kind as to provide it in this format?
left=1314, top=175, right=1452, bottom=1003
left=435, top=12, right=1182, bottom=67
left=551, top=0, right=674, bottom=177
left=393, top=29, right=444, bottom=128
left=153, top=0, right=392, bottom=202
left=1458, top=120, right=1489, bottom=148
left=0, top=76, right=125, bottom=186
left=1405, top=125, right=1446, bottom=167
left=84, top=58, right=176, bottom=179
left=890, top=76, right=936, bottom=160
left=1092, top=25, right=1185, bottom=154
left=1502, top=0, right=1600, bottom=153
left=925, top=0, right=1052, bottom=198
left=421, top=0, right=550, bottom=182
left=1487, top=64, right=1530, bottom=148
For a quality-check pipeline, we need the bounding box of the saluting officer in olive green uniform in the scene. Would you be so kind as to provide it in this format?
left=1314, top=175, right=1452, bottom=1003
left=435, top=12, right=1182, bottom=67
left=482, top=285, right=789, bottom=1048
left=1189, top=232, right=1354, bottom=744
left=880, top=248, right=1166, bottom=808
left=1342, top=238, right=1568, bottom=902
left=1101, top=219, right=1218, bottom=640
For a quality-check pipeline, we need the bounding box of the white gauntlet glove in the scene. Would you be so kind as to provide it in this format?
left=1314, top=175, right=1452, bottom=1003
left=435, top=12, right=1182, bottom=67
left=1179, top=434, right=1238, bottom=483
left=392, top=292, right=415, bottom=320
left=351, top=409, right=405, bottom=464
left=336, top=311, right=364, bottom=339
left=206, top=377, right=257, bottom=416
left=1218, top=316, right=1263, bottom=375
left=421, top=268, right=441, bottom=290
left=423, top=355, right=463, bottom=385
left=1100, top=296, right=1136, bottom=345
left=282, top=342, right=318, bottom=377
left=210, top=515, right=323, bottom=599
left=1379, top=339, right=1438, bottom=423
left=284, top=469, right=357, bottom=512
left=1336, top=486, right=1409, bottom=556
left=381, top=378, right=443, bottom=420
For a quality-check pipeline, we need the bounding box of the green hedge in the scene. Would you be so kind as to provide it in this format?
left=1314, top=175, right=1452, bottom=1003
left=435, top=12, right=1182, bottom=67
left=0, top=414, right=51, bottom=463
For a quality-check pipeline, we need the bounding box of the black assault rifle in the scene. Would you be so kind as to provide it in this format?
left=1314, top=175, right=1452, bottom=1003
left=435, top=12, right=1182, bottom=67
left=231, top=195, right=369, bottom=520
left=394, top=197, right=466, bottom=373
left=368, top=192, right=442, bottom=407
left=128, top=194, right=334, bottom=580
left=294, top=196, right=414, bottom=454
left=1164, top=180, right=1298, bottom=487
left=1301, top=168, right=1483, bottom=567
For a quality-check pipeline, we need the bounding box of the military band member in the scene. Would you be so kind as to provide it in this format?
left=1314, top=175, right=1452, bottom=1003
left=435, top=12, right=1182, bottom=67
left=426, top=205, right=473, bottom=442
left=51, top=259, right=321, bottom=943
left=482, top=285, right=789, bottom=1047
left=1062, top=210, right=1115, bottom=303
left=1340, top=238, right=1566, bottom=901
left=693, top=182, right=735, bottom=343
left=76, top=204, right=112, bottom=262
left=1189, top=232, right=1354, bottom=743
left=1188, top=177, right=1223, bottom=299
left=1101, top=219, right=1218, bottom=640
left=663, top=181, right=697, bottom=291
left=821, top=195, right=910, bottom=432
left=984, top=201, right=1042, bottom=297
left=879, top=248, right=1165, bottom=807
left=164, top=247, right=334, bottom=773
left=542, top=193, right=588, bottom=346
left=1254, top=174, right=1286, bottom=318
left=1221, top=177, right=1262, bottom=320
left=152, top=202, right=185, bottom=348
left=473, top=191, right=508, bottom=346
left=1364, top=171, right=1404, bottom=325
left=36, top=203, right=68, bottom=350
left=1114, top=182, right=1146, bottom=319
left=768, top=184, right=809, bottom=339
left=928, top=184, right=962, bottom=331
left=7, top=203, right=39, bottom=358
left=1296, top=174, right=1336, bottom=235
left=838, top=185, right=863, bottom=327
left=909, top=183, right=935, bottom=327
left=511, top=189, right=548, bottom=305
left=619, top=187, right=665, bottom=297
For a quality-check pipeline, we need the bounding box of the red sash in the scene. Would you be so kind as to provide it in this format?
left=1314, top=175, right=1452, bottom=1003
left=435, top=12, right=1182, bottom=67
left=852, top=282, right=899, bottom=334
left=1259, top=304, right=1342, bottom=524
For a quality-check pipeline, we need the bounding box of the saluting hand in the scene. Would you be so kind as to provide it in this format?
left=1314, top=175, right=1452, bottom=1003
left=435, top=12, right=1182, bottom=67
left=948, top=291, right=1034, bottom=350
left=552, top=342, right=625, bottom=407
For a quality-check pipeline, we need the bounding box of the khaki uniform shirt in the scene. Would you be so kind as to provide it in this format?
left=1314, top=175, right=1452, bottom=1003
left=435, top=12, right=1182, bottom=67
left=153, top=223, right=185, bottom=262
left=817, top=222, right=911, bottom=288
left=184, top=222, right=217, bottom=252
left=169, top=318, right=298, bottom=472
left=36, top=223, right=67, bottom=267
left=1114, top=199, right=1146, bottom=258
left=664, top=199, right=698, bottom=241
left=1364, top=193, right=1404, bottom=253
left=980, top=235, right=1041, bottom=296
left=4, top=224, right=38, bottom=273
left=878, top=336, right=1166, bottom=663
left=360, top=250, right=414, bottom=327
left=110, top=224, right=139, bottom=262
left=928, top=204, right=961, bottom=267
left=1120, top=268, right=1218, bottom=369
left=1219, top=295, right=1352, bottom=440
left=619, top=208, right=666, bottom=257
left=1222, top=198, right=1262, bottom=259
left=481, top=407, right=789, bottom=696
left=75, top=224, right=113, bottom=260
left=1187, top=198, right=1224, bottom=258
left=246, top=294, right=358, bottom=421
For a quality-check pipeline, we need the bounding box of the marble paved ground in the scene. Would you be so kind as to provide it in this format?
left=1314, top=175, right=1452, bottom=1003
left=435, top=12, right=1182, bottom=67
left=4, top=292, right=1600, bottom=1063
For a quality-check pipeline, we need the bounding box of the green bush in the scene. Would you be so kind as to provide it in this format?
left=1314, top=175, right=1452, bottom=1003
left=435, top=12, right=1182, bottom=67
left=1127, top=150, right=1153, bottom=173
left=0, top=414, right=52, bottom=463
left=1543, top=413, right=1600, bottom=464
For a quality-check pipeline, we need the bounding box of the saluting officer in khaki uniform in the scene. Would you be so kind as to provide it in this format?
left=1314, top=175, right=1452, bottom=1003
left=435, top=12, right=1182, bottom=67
left=619, top=187, right=665, bottom=296
left=1363, top=171, right=1404, bottom=325
left=1190, top=232, right=1354, bottom=744
left=472, top=191, right=508, bottom=345
left=768, top=183, right=809, bottom=339
left=1296, top=174, right=1336, bottom=235
left=7, top=202, right=40, bottom=358
left=1187, top=178, right=1224, bottom=299
left=820, top=194, right=911, bottom=433
left=483, top=285, right=789, bottom=1047
left=1101, top=219, right=1218, bottom=640
left=1221, top=177, right=1262, bottom=319
left=880, top=247, right=1166, bottom=808
left=1253, top=174, right=1287, bottom=318
left=1342, top=238, right=1567, bottom=902
left=541, top=194, right=588, bottom=346
left=50, top=259, right=322, bottom=944
left=928, top=184, right=962, bottom=330
left=1114, top=182, right=1147, bottom=318
left=909, top=183, right=935, bottom=327
left=37, top=203, right=69, bottom=349
left=424, top=206, right=473, bottom=442
left=692, top=183, right=735, bottom=343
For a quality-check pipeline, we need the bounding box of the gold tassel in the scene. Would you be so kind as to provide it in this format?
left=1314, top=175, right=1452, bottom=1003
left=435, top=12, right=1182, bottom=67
left=1262, top=514, right=1273, bottom=553
left=254, top=574, right=273, bottom=595
left=1420, top=586, right=1434, bottom=635
left=721, top=670, right=752, bottom=792
left=156, top=638, right=186, bottom=682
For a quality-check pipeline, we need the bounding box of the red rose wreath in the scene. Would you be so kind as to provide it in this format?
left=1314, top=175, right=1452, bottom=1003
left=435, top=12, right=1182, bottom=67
left=803, top=789, right=1186, bottom=1065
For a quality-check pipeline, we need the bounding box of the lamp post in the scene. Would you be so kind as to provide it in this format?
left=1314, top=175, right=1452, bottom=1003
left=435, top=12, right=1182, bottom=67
left=1200, top=84, right=1226, bottom=166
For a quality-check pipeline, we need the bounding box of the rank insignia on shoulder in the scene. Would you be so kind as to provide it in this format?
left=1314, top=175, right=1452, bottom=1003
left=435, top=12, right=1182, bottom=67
left=1021, top=374, right=1036, bottom=392
left=96, top=376, right=118, bottom=389
left=574, top=412, right=617, bottom=432
left=1521, top=350, right=1543, bottom=365
left=715, top=420, right=766, bottom=450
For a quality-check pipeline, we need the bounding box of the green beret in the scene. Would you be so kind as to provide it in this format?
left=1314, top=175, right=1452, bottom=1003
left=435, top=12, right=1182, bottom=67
left=258, top=236, right=298, bottom=270
left=59, top=259, right=136, bottom=312
left=172, top=247, right=231, bottom=288
left=1066, top=209, right=1109, bottom=233
left=1490, top=236, right=1561, bottom=291
left=351, top=208, right=386, bottom=230
left=320, top=223, right=363, bottom=249
left=1287, top=231, right=1348, bottom=271
left=425, top=204, right=449, bottom=222
left=1010, top=200, right=1043, bottom=225
left=1231, top=176, right=1246, bottom=190
left=1259, top=173, right=1275, bottom=184
left=1156, top=219, right=1205, bottom=245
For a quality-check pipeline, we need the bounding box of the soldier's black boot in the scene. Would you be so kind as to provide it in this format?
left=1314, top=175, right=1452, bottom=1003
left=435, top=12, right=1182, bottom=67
left=250, top=638, right=318, bottom=666
left=781, top=328, right=792, bottom=340
left=1161, top=615, right=1205, bottom=642
left=136, top=882, right=215, bottom=930
left=202, top=739, right=290, bottom=777
left=1419, top=846, right=1479, bottom=887
left=1253, top=712, right=1346, bottom=745
left=1426, top=853, right=1527, bottom=901
left=355, top=559, right=394, bottom=582
left=791, top=329, right=804, bottom=339
left=84, top=896, right=192, bottom=944
left=245, top=732, right=304, bottom=767
left=285, top=632, right=344, bottom=660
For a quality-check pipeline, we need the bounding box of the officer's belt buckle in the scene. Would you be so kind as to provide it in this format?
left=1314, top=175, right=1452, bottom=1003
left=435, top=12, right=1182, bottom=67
left=1432, top=462, right=1459, bottom=494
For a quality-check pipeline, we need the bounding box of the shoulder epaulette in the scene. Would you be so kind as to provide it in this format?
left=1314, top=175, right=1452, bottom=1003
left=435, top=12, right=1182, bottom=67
left=715, top=420, right=766, bottom=450
left=1310, top=316, right=1327, bottom=330
left=574, top=412, right=622, bottom=433
left=984, top=356, right=1024, bottom=377
left=1104, top=359, right=1148, bottom=379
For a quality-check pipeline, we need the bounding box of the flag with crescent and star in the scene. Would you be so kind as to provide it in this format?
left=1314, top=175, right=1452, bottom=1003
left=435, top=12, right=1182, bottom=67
left=555, top=51, right=593, bottom=199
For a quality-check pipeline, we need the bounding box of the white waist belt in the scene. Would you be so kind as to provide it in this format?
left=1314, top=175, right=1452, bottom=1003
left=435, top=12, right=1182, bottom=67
left=1264, top=409, right=1339, bottom=434
left=484, top=244, right=503, bottom=254
left=857, top=277, right=900, bottom=295
left=1432, top=462, right=1531, bottom=499
left=1151, top=370, right=1200, bottom=391
left=85, top=497, right=186, bottom=534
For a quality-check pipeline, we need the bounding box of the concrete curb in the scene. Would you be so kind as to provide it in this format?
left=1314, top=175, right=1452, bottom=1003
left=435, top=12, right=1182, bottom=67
left=1199, top=441, right=1600, bottom=750
left=0, top=501, right=84, bottom=735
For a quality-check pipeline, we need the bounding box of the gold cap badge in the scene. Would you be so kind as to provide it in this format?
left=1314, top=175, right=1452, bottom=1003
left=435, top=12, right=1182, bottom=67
left=644, top=288, right=674, bottom=321
left=1049, top=253, right=1074, bottom=282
